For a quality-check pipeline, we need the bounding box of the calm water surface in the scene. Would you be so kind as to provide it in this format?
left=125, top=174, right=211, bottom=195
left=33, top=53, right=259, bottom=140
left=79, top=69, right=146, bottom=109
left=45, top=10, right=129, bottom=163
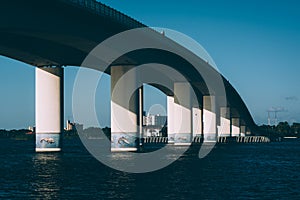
left=0, top=138, right=299, bottom=199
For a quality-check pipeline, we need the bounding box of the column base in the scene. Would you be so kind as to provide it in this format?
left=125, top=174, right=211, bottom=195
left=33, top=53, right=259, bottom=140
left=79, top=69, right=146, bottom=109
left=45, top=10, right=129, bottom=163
left=174, top=133, right=192, bottom=144
left=174, top=143, right=192, bottom=146
left=168, top=134, right=175, bottom=144
left=36, top=148, right=61, bottom=152
left=36, top=133, right=61, bottom=152
left=111, top=148, right=138, bottom=152
left=203, top=134, right=217, bottom=142
left=111, top=132, right=139, bottom=152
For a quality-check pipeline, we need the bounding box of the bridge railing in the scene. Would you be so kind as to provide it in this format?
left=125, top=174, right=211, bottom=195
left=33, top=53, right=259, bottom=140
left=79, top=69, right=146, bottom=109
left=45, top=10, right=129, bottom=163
left=61, top=0, right=145, bottom=28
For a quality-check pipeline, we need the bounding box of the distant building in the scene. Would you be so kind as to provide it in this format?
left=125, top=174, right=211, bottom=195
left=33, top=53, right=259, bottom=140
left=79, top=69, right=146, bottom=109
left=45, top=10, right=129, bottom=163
left=66, top=120, right=83, bottom=132
left=143, top=114, right=167, bottom=126
left=28, top=126, right=36, bottom=133
left=143, top=125, right=163, bottom=137
left=143, top=114, right=167, bottom=137
left=143, top=115, right=154, bottom=126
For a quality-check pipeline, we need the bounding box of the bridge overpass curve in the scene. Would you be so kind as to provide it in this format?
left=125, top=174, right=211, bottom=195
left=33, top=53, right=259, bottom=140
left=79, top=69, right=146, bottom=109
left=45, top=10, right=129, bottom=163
left=0, top=0, right=258, bottom=151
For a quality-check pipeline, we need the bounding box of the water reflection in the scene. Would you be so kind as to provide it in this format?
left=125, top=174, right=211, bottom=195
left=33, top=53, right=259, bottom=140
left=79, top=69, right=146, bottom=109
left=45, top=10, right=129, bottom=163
left=105, top=171, right=136, bottom=199
left=30, top=154, right=63, bottom=199
left=1, top=139, right=300, bottom=199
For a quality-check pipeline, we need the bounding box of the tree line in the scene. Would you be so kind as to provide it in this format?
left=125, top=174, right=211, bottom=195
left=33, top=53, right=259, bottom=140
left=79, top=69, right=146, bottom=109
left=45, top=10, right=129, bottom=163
left=259, top=122, right=300, bottom=138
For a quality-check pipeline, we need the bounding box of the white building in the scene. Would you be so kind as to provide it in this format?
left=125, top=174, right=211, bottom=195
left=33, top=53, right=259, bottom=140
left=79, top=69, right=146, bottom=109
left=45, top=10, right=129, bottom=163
left=66, top=120, right=83, bottom=132
left=143, top=114, right=167, bottom=137
left=143, top=114, right=167, bottom=126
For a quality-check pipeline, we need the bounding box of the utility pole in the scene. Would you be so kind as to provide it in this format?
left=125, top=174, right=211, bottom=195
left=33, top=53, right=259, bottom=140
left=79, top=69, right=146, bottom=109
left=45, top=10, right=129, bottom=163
left=267, top=111, right=271, bottom=126
left=267, top=107, right=284, bottom=126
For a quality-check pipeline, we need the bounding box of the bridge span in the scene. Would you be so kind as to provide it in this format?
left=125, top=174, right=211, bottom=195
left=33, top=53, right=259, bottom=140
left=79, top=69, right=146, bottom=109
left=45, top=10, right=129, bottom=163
left=0, top=0, right=258, bottom=152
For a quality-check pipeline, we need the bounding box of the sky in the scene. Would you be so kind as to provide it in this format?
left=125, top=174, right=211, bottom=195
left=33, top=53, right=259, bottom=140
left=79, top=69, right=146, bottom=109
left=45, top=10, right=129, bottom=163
left=1, top=0, right=300, bottom=129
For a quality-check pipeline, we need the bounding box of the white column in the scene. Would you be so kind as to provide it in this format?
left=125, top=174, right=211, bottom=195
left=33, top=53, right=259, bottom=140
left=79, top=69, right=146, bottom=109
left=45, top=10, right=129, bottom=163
left=192, top=107, right=202, bottom=137
left=231, top=118, right=240, bottom=137
left=111, top=65, right=139, bottom=152
left=35, top=67, right=63, bottom=152
left=219, top=107, right=230, bottom=137
left=203, top=96, right=217, bottom=142
left=240, top=125, right=246, bottom=137
left=167, top=96, right=175, bottom=143
left=173, top=82, right=192, bottom=145
left=138, top=86, right=143, bottom=144
left=246, top=127, right=251, bottom=135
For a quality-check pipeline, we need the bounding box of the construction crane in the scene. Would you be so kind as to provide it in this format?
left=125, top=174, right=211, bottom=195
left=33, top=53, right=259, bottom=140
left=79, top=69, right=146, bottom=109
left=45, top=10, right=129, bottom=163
left=267, top=107, right=285, bottom=126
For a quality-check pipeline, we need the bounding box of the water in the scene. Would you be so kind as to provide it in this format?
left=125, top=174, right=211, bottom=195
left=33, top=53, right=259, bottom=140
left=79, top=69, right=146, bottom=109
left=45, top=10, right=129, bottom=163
left=0, top=138, right=300, bottom=199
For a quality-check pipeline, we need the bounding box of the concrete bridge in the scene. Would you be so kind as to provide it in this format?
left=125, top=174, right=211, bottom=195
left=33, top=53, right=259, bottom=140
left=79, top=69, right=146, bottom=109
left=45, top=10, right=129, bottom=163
left=0, top=0, right=257, bottom=152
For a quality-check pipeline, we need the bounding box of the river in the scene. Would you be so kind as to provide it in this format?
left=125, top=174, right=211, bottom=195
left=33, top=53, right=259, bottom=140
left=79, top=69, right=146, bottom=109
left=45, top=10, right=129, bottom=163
left=0, top=138, right=299, bottom=199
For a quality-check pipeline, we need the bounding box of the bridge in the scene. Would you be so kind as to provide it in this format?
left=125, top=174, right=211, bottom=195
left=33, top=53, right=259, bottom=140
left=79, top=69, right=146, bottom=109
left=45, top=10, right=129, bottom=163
left=0, top=0, right=257, bottom=152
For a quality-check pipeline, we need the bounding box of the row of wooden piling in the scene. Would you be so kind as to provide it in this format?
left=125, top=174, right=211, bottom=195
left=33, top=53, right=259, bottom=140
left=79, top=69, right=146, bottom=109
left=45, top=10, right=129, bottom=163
left=143, top=137, right=168, bottom=144
left=218, top=136, right=270, bottom=143
left=142, top=136, right=270, bottom=144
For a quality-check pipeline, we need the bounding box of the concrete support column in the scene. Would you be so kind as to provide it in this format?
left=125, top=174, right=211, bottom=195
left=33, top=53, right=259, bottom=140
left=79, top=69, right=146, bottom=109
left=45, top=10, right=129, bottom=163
left=192, top=107, right=202, bottom=138
left=203, top=96, right=217, bottom=142
left=231, top=118, right=240, bottom=137
left=111, top=65, right=139, bottom=152
left=240, top=125, right=246, bottom=137
left=138, top=86, right=143, bottom=144
left=35, top=67, right=64, bottom=152
left=173, top=82, right=192, bottom=145
left=246, top=127, right=251, bottom=135
left=167, top=96, right=175, bottom=143
left=219, top=107, right=230, bottom=137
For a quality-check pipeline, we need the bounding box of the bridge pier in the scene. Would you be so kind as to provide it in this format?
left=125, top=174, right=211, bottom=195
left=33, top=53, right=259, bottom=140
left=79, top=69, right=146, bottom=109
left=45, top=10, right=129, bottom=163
left=111, top=65, right=140, bottom=152
left=240, top=125, right=246, bottom=137
left=246, top=127, right=252, bottom=135
left=231, top=118, right=240, bottom=137
left=203, top=96, right=217, bottom=142
left=35, top=67, right=64, bottom=152
left=219, top=107, right=230, bottom=137
left=167, top=96, right=175, bottom=143
left=192, top=107, right=202, bottom=138
left=173, top=82, right=192, bottom=145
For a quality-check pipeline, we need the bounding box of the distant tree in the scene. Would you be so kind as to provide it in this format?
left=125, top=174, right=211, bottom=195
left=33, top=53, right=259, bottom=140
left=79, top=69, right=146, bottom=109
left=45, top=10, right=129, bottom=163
left=291, top=123, right=300, bottom=137
left=258, top=124, right=276, bottom=138
left=256, top=121, right=300, bottom=139
left=102, top=127, right=111, bottom=140
left=275, top=121, right=290, bottom=137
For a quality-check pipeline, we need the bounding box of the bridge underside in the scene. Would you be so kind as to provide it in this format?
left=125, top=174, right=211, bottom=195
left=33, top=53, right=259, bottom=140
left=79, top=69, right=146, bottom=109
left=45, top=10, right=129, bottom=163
left=0, top=0, right=144, bottom=67
left=0, top=0, right=258, bottom=152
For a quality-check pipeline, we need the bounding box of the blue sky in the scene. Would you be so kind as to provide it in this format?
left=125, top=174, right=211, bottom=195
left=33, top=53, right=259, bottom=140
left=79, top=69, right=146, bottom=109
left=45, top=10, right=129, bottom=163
left=1, top=0, right=300, bottom=129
